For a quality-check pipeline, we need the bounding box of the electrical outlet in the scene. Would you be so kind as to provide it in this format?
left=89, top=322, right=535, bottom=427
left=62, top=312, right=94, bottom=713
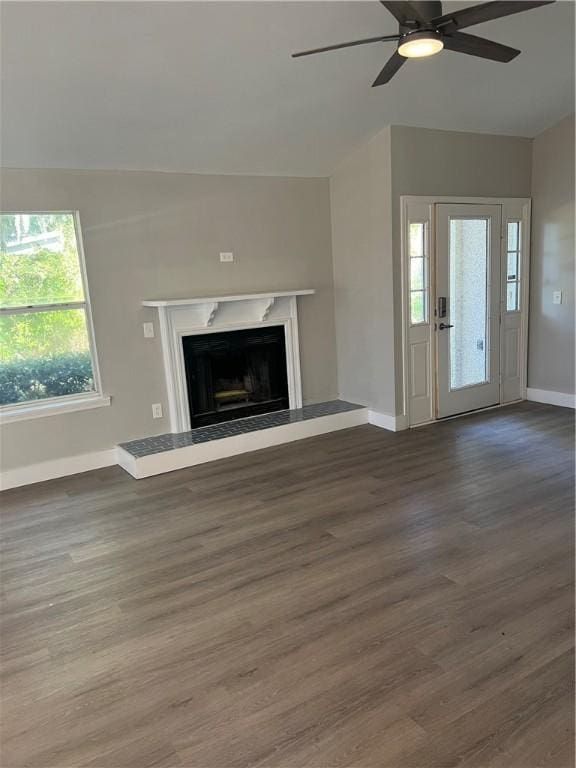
left=143, top=322, right=155, bottom=338
left=220, top=251, right=234, bottom=263
left=152, top=403, right=163, bottom=419
left=553, top=290, right=562, bottom=305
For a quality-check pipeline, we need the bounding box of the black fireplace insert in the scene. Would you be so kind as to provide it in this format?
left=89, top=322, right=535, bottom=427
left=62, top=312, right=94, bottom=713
left=182, top=326, right=289, bottom=428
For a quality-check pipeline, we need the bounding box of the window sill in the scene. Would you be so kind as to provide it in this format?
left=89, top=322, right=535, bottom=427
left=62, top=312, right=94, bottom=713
left=0, top=394, right=111, bottom=425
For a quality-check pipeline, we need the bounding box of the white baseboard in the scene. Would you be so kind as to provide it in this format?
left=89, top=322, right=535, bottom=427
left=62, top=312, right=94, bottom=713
left=0, top=449, right=118, bottom=491
left=527, top=388, right=575, bottom=409
left=118, top=408, right=369, bottom=479
left=368, top=411, right=409, bottom=432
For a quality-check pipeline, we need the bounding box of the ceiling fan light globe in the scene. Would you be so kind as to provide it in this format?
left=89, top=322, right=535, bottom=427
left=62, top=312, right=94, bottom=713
left=398, top=32, right=444, bottom=58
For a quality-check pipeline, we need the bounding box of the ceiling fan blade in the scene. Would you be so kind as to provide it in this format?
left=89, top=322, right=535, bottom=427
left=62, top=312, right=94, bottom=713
left=372, top=51, right=406, bottom=86
left=292, top=34, right=400, bottom=58
left=442, top=31, right=520, bottom=62
left=381, top=1, right=443, bottom=25
left=433, top=1, right=555, bottom=31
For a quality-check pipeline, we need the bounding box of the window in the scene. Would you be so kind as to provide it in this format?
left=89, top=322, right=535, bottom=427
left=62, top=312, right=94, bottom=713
left=409, top=222, right=428, bottom=324
left=0, top=212, right=101, bottom=409
left=506, top=221, right=521, bottom=312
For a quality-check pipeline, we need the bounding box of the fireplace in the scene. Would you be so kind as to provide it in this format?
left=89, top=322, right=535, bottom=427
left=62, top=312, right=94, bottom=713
left=182, top=326, right=289, bottom=428
left=142, top=291, right=313, bottom=433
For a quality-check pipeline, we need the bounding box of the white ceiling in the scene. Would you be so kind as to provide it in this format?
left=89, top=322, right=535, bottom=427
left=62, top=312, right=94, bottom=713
left=1, top=1, right=574, bottom=176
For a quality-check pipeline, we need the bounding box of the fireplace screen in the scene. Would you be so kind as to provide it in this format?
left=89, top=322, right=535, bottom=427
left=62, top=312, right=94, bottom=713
left=182, top=326, right=289, bottom=428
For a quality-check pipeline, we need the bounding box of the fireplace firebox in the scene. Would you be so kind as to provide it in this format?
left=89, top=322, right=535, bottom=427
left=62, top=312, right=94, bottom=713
left=182, top=326, right=289, bottom=428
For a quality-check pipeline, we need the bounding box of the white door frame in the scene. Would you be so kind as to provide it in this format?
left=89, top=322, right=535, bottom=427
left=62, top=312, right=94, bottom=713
left=400, top=196, right=531, bottom=427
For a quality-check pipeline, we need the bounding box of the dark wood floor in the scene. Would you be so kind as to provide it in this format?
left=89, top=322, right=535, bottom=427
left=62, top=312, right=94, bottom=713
left=1, top=402, right=574, bottom=768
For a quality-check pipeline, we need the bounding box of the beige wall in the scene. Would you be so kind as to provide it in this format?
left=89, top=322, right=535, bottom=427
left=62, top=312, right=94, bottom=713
left=0, top=169, right=337, bottom=470
left=529, top=114, right=575, bottom=395
left=389, top=126, right=533, bottom=200
left=330, top=127, right=396, bottom=416
left=390, top=125, right=533, bottom=410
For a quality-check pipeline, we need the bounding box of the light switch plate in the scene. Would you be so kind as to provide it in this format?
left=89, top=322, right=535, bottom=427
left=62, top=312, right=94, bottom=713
left=152, top=403, right=163, bottom=419
left=143, top=322, right=155, bottom=338
left=553, top=290, right=562, bottom=305
left=220, top=252, right=234, bottom=263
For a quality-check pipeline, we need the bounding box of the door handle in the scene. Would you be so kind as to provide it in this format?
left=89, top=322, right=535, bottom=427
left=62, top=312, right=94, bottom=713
left=438, top=322, right=454, bottom=330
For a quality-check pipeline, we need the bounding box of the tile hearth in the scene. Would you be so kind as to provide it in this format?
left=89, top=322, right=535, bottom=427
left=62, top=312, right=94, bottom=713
left=120, top=400, right=364, bottom=458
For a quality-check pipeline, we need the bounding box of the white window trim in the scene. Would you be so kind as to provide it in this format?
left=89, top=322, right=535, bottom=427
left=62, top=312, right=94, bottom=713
left=0, top=210, right=109, bottom=423
left=0, top=393, right=111, bottom=424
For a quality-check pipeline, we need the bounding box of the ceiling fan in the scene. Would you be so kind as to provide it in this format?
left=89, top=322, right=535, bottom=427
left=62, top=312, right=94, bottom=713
left=292, top=1, right=555, bottom=86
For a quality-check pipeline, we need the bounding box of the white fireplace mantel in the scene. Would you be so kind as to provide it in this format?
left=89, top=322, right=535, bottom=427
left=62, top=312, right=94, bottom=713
left=143, top=290, right=315, bottom=433
left=142, top=289, right=314, bottom=309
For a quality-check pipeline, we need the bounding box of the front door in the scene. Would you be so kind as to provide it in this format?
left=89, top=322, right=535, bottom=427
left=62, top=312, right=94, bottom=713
left=435, top=204, right=502, bottom=418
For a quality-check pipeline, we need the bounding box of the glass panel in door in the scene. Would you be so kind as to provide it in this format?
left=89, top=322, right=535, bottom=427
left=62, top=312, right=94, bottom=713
left=435, top=203, right=501, bottom=420
left=449, top=218, right=489, bottom=390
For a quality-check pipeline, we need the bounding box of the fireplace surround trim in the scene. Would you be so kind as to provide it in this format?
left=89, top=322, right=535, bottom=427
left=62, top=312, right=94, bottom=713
left=143, top=290, right=315, bottom=433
